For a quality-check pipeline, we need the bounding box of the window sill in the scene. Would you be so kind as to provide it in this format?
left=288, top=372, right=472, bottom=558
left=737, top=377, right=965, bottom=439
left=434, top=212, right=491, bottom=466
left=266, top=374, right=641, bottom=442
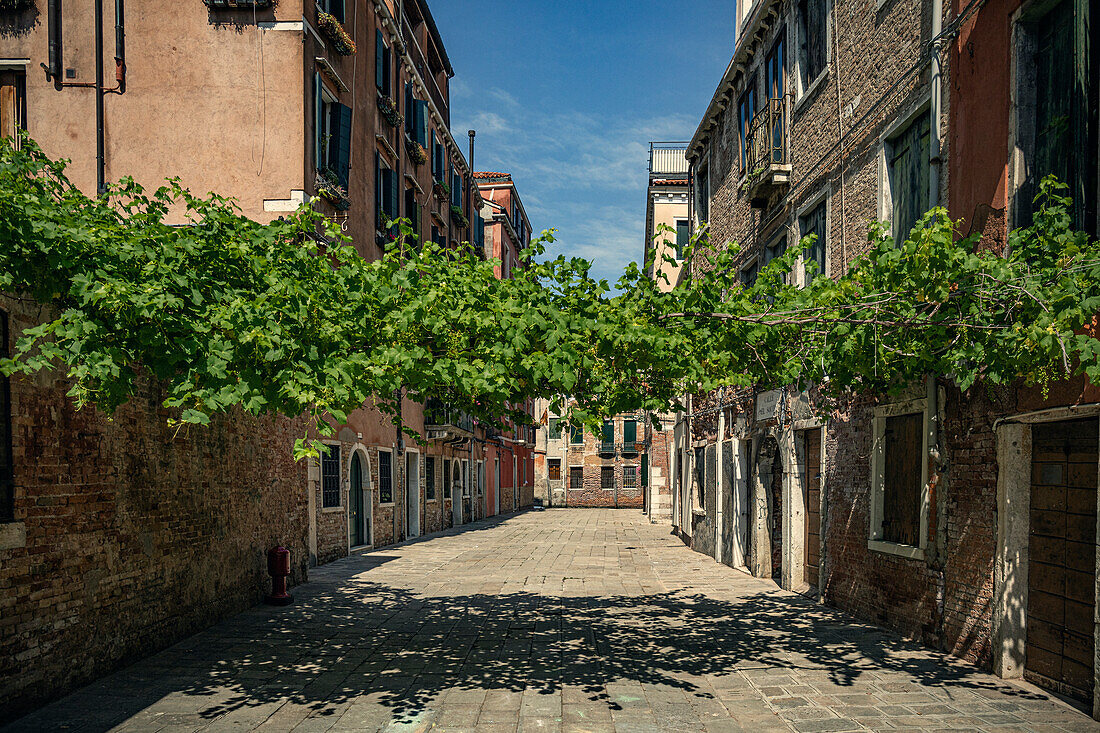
left=867, top=539, right=924, bottom=560
left=377, top=501, right=395, bottom=508
left=794, top=70, right=830, bottom=115
left=321, top=505, right=343, bottom=513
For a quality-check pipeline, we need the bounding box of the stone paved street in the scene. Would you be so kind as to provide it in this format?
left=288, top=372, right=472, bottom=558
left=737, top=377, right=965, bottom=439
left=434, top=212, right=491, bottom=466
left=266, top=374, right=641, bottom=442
left=6, top=509, right=1098, bottom=733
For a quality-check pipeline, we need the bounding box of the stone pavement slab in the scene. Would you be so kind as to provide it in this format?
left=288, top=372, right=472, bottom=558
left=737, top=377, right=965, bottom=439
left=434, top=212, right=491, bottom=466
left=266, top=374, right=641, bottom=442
left=3, top=509, right=1097, bottom=732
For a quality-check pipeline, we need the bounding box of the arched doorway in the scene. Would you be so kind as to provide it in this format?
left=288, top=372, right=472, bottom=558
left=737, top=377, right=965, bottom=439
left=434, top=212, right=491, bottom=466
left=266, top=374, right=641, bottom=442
left=349, top=453, right=369, bottom=548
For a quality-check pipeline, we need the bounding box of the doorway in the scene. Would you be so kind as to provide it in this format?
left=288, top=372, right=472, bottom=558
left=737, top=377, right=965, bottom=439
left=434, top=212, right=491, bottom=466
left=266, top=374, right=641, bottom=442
left=452, top=461, right=462, bottom=526
left=1025, top=418, right=1097, bottom=705
left=801, top=428, right=822, bottom=591
left=349, top=452, right=369, bottom=548
left=406, top=451, right=420, bottom=539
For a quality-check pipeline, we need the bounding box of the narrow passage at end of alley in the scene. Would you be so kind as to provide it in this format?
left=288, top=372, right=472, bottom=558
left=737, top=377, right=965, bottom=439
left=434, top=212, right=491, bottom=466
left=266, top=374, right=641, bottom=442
left=6, top=509, right=1096, bottom=733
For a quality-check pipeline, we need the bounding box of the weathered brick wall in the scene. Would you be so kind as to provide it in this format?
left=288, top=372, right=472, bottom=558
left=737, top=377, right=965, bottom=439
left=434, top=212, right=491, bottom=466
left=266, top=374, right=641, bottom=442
left=0, top=298, right=310, bottom=718
left=822, top=395, right=941, bottom=645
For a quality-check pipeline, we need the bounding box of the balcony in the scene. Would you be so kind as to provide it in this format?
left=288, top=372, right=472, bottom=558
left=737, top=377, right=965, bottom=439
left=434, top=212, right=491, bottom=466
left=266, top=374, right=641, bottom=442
left=743, top=96, right=791, bottom=208
left=598, top=442, right=617, bottom=457
left=424, top=398, right=474, bottom=439
left=648, top=142, right=690, bottom=179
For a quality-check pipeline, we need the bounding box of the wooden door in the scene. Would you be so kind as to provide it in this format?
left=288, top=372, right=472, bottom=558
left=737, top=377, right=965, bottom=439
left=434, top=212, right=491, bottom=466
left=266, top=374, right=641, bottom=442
left=803, top=429, right=822, bottom=589
left=350, top=454, right=364, bottom=547
left=1026, top=418, right=1098, bottom=704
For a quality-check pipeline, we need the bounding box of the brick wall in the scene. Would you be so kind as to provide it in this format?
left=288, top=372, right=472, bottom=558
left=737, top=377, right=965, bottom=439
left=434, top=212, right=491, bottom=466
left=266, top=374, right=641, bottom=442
left=0, top=298, right=310, bottom=717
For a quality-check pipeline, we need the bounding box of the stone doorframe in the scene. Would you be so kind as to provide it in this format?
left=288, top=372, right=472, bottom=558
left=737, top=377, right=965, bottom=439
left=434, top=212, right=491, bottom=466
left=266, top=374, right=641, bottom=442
left=992, top=404, right=1100, bottom=719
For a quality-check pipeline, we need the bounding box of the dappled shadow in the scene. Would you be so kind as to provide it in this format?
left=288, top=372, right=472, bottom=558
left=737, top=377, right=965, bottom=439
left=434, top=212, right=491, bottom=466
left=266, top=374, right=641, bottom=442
left=5, top=552, right=1058, bottom=731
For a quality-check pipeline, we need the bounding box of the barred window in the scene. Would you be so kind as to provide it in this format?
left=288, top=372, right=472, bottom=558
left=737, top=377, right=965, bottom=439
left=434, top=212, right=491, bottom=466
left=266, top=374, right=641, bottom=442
left=548, top=459, right=561, bottom=481
left=379, top=450, right=393, bottom=504
left=601, top=466, right=615, bottom=489
left=623, top=465, right=638, bottom=488
left=569, top=466, right=583, bottom=489
left=321, top=444, right=341, bottom=508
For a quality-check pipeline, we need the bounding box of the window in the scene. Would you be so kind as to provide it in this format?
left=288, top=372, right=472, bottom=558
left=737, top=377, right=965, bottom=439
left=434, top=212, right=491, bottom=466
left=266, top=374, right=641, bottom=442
left=432, top=134, right=446, bottom=182
left=623, top=465, right=638, bottom=488
left=674, top=219, right=690, bottom=260
left=737, top=81, right=757, bottom=173
left=764, top=231, right=788, bottom=286
left=315, top=75, right=352, bottom=189
left=376, top=153, right=399, bottom=229
left=0, top=69, right=27, bottom=145
left=641, top=454, right=649, bottom=488
left=451, top=171, right=463, bottom=210
left=404, top=94, right=428, bottom=148
left=601, top=420, right=615, bottom=449
left=569, top=466, right=583, bottom=489
left=430, top=224, right=441, bottom=248
left=0, top=309, right=11, bottom=522
left=797, top=0, right=827, bottom=93
left=378, top=450, right=393, bottom=504
left=443, top=457, right=451, bottom=497
left=1015, top=0, right=1096, bottom=233
left=886, top=111, right=930, bottom=242
left=570, top=425, right=583, bottom=444
left=623, top=419, right=637, bottom=446
left=548, top=459, right=561, bottom=481
left=375, top=29, right=392, bottom=97
left=741, top=261, right=758, bottom=288
left=695, top=163, right=709, bottom=222
left=765, top=35, right=785, bottom=164
left=601, top=466, right=615, bottom=489
left=462, top=460, right=470, bottom=496
left=800, top=199, right=828, bottom=282
left=318, top=0, right=344, bottom=22
left=404, top=187, right=420, bottom=244
left=870, top=400, right=930, bottom=557
left=426, top=456, right=436, bottom=501
left=548, top=418, right=562, bottom=440
left=321, top=444, right=341, bottom=508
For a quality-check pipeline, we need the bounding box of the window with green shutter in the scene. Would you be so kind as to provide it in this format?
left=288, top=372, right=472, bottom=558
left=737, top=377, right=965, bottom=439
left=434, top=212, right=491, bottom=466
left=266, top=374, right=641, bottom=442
left=799, top=199, right=827, bottom=282
left=623, top=419, right=637, bottom=445
left=887, top=111, right=930, bottom=243
left=601, top=420, right=615, bottom=449
left=375, top=29, right=391, bottom=97
left=674, top=219, right=689, bottom=260
left=641, top=454, right=648, bottom=488
left=549, top=418, right=561, bottom=440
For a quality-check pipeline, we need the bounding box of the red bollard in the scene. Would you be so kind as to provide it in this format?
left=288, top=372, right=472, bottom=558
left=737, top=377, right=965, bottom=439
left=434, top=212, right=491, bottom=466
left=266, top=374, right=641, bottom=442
left=265, top=545, right=293, bottom=606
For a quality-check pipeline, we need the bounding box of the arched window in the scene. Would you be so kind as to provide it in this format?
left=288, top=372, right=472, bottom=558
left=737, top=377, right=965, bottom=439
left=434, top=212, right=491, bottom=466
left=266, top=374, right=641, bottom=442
left=0, top=309, right=12, bottom=522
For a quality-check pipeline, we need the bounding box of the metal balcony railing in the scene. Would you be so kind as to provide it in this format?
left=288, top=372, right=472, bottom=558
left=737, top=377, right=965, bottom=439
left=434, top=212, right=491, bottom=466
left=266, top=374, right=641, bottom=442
left=648, top=142, right=690, bottom=177
left=598, top=441, right=617, bottom=456
left=746, top=96, right=788, bottom=175
left=425, top=398, right=473, bottom=433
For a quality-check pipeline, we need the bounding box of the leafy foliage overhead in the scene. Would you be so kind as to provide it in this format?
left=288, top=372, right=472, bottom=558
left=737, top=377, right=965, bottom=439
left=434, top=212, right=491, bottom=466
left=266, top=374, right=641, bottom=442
left=1, top=137, right=1098, bottom=456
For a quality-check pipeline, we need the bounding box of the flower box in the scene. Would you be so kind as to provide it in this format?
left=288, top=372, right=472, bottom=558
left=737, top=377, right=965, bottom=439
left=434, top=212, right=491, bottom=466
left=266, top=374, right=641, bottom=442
left=317, top=11, right=356, bottom=56
left=450, top=205, right=468, bottom=229
left=406, top=137, right=427, bottom=166
left=433, top=180, right=450, bottom=200
left=377, top=94, right=403, bottom=128
left=315, top=171, right=350, bottom=210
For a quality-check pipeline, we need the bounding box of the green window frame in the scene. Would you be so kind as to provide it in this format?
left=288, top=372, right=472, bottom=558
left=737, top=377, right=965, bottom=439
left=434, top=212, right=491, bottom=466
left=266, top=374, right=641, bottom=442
left=887, top=111, right=931, bottom=243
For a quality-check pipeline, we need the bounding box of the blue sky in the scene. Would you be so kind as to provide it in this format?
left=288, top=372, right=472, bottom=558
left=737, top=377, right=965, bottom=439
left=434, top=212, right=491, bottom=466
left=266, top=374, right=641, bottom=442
left=431, top=2, right=735, bottom=286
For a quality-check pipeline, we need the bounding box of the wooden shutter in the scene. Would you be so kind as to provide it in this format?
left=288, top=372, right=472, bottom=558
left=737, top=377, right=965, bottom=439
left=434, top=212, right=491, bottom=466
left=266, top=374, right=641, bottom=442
left=0, top=71, right=25, bottom=144
left=623, top=420, right=637, bottom=445
left=390, top=169, right=400, bottom=221
left=889, top=113, right=930, bottom=242
left=404, top=82, right=413, bottom=135
left=641, top=454, right=648, bottom=487
left=375, top=30, right=386, bottom=94
left=415, top=100, right=429, bottom=147
left=801, top=201, right=827, bottom=280
left=333, top=103, right=352, bottom=188
left=602, top=420, right=615, bottom=446
left=375, top=152, right=383, bottom=224
left=882, top=412, right=923, bottom=546
left=314, top=73, right=324, bottom=171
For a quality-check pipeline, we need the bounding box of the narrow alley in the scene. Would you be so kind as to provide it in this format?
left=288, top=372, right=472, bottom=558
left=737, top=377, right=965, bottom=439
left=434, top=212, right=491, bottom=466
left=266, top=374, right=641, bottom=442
left=5, top=510, right=1094, bottom=733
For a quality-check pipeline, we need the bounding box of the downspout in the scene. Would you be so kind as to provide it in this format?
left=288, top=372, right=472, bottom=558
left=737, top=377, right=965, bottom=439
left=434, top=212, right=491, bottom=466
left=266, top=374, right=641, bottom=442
left=95, top=0, right=105, bottom=194
left=831, top=0, right=848, bottom=270
left=928, top=0, right=946, bottom=645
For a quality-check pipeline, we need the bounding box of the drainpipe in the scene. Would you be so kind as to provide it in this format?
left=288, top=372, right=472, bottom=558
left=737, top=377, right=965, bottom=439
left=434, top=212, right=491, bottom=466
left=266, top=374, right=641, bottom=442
left=94, top=0, right=105, bottom=194
left=929, top=0, right=943, bottom=210
left=928, top=0, right=945, bottom=641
